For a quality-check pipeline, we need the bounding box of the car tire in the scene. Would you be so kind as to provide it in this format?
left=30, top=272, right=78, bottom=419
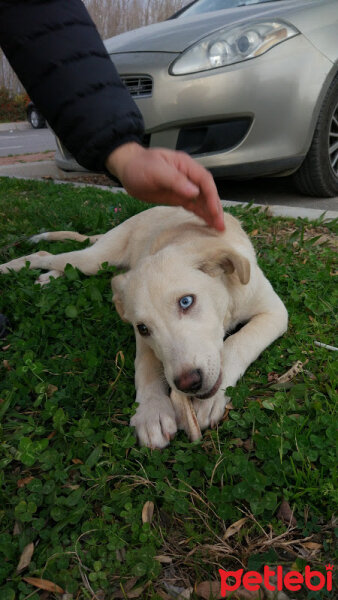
left=293, top=75, right=338, bottom=197
left=27, top=107, right=46, bottom=129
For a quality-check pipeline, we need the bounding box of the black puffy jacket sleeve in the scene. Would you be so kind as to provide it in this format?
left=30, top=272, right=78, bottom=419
left=0, top=0, right=145, bottom=171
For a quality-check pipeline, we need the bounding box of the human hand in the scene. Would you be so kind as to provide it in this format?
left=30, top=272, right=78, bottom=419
left=105, top=143, right=225, bottom=231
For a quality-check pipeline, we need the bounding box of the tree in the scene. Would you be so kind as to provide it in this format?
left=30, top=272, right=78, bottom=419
left=0, top=0, right=186, bottom=92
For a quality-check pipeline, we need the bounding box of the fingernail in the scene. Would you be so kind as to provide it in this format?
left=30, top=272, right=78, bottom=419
left=185, top=182, right=199, bottom=196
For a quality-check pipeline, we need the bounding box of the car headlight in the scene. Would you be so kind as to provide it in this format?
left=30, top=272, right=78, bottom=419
left=170, top=20, right=299, bottom=75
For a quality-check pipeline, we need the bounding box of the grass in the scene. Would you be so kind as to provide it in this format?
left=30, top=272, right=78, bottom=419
left=0, top=177, right=337, bottom=600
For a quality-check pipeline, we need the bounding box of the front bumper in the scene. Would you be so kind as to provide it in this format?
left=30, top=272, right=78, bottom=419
left=110, top=33, right=334, bottom=177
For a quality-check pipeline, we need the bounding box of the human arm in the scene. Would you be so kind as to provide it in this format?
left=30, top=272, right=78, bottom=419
left=0, top=0, right=224, bottom=230
left=0, top=0, right=144, bottom=171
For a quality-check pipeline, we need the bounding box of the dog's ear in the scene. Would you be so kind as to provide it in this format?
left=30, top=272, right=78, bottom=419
left=111, top=273, right=129, bottom=321
left=198, top=248, right=250, bottom=284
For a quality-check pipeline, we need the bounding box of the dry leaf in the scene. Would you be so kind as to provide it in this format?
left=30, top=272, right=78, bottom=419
left=47, top=384, right=58, bottom=397
left=71, top=458, right=83, bottom=464
left=179, top=589, right=194, bottom=599
left=303, top=541, right=322, bottom=553
left=196, top=581, right=268, bottom=600
left=13, top=521, right=22, bottom=536
left=277, top=499, right=297, bottom=527
left=195, top=580, right=222, bottom=599
left=250, top=229, right=259, bottom=237
left=123, top=578, right=138, bottom=592
left=223, top=517, right=247, bottom=540
left=23, top=577, right=64, bottom=594
left=113, top=579, right=148, bottom=599
left=119, top=586, right=145, bottom=599
left=231, top=438, right=244, bottom=447
left=142, top=500, right=154, bottom=524
left=3, top=359, right=11, bottom=371
left=16, top=542, right=34, bottom=572
left=263, top=586, right=289, bottom=599
left=17, top=476, right=34, bottom=488
left=234, top=590, right=266, bottom=599
left=243, top=438, right=254, bottom=452
left=154, top=555, right=173, bottom=563
left=164, top=583, right=192, bottom=599
left=116, top=548, right=126, bottom=562
left=157, top=592, right=171, bottom=600
left=275, top=360, right=307, bottom=384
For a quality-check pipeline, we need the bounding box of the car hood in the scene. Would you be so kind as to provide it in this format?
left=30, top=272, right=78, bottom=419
left=105, top=0, right=314, bottom=54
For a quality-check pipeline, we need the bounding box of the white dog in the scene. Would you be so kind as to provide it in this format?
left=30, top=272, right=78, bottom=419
left=0, top=206, right=287, bottom=448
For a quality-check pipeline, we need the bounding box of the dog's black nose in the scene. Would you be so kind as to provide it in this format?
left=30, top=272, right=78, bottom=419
left=174, top=369, right=203, bottom=393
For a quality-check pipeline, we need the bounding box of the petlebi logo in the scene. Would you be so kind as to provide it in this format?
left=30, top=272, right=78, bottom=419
left=218, top=564, right=334, bottom=597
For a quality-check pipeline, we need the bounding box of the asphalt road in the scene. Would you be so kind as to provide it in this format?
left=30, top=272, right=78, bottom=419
left=0, top=127, right=56, bottom=156
left=0, top=127, right=337, bottom=211
left=216, top=178, right=338, bottom=212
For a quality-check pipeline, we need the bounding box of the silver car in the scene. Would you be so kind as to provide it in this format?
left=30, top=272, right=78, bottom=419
left=56, top=0, right=338, bottom=197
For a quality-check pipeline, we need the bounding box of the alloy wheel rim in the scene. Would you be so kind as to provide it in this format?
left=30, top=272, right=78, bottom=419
left=31, top=111, right=39, bottom=128
left=328, top=100, right=338, bottom=177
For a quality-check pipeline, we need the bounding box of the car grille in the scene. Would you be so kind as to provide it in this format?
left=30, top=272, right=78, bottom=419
left=121, top=75, right=153, bottom=98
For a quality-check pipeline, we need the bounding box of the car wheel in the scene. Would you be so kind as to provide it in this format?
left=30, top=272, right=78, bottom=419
left=28, top=108, right=46, bottom=129
left=293, top=75, right=338, bottom=197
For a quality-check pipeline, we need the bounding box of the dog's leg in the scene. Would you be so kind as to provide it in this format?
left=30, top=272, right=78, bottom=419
left=0, top=243, right=118, bottom=276
left=130, top=337, right=177, bottom=448
left=30, top=232, right=103, bottom=244
left=193, top=301, right=288, bottom=430
left=1, top=215, right=139, bottom=277
left=225, top=307, right=287, bottom=376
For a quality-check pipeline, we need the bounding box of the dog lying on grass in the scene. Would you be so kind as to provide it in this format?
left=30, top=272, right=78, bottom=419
left=0, top=206, right=288, bottom=448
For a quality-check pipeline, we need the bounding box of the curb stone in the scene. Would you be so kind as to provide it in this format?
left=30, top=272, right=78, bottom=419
left=220, top=200, right=338, bottom=222
left=0, top=162, right=337, bottom=222
left=0, top=121, right=30, bottom=132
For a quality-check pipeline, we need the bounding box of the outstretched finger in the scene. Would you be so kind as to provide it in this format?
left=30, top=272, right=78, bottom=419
left=174, top=153, right=225, bottom=231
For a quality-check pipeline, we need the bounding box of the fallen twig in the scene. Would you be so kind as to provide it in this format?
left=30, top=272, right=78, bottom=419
left=314, top=341, right=338, bottom=351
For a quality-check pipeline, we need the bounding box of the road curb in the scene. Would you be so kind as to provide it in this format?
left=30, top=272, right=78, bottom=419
left=0, top=160, right=60, bottom=178
left=1, top=163, right=337, bottom=222
left=0, top=121, right=30, bottom=132
left=220, top=200, right=338, bottom=222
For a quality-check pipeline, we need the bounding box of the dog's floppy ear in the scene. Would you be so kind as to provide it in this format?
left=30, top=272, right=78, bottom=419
left=198, top=247, right=250, bottom=284
left=111, top=273, right=129, bottom=321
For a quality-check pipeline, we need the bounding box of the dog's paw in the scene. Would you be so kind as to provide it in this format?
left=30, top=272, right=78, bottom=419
left=35, top=270, right=63, bottom=286
left=29, top=233, right=49, bottom=244
left=130, top=397, right=177, bottom=449
left=193, top=390, right=229, bottom=430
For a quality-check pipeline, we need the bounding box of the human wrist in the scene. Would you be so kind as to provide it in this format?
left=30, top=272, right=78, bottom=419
left=105, top=142, right=145, bottom=181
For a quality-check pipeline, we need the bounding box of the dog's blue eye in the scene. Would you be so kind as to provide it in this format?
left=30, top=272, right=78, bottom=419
left=179, top=295, right=194, bottom=310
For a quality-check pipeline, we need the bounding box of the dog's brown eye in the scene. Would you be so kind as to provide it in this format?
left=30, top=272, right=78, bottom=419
left=137, top=323, right=150, bottom=336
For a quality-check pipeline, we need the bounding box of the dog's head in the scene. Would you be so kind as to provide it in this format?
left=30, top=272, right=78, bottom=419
left=111, top=243, right=250, bottom=399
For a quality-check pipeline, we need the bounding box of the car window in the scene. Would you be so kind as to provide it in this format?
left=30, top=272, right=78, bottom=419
left=178, top=0, right=284, bottom=18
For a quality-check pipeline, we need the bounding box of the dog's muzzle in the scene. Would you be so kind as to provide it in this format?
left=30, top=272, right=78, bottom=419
left=195, top=371, right=222, bottom=400
left=174, top=368, right=203, bottom=394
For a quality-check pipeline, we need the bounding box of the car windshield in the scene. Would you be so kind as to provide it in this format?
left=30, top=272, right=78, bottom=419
left=178, top=0, right=285, bottom=18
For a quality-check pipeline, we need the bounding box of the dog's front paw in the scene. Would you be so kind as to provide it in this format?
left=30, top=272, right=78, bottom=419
left=35, top=270, right=63, bottom=286
left=193, top=390, right=229, bottom=430
left=130, top=397, right=177, bottom=449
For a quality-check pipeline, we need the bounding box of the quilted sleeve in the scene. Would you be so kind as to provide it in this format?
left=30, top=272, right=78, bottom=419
left=0, top=0, right=145, bottom=171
